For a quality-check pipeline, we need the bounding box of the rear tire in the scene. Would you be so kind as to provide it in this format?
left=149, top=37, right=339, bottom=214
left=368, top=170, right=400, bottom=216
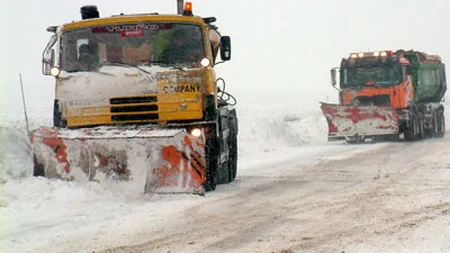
left=436, top=111, right=446, bottom=138
left=228, top=128, right=238, bottom=182
left=215, top=128, right=238, bottom=185
left=217, top=158, right=231, bottom=184
left=417, top=115, right=425, bottom=140
left=431, top=113, right=439, bottom=137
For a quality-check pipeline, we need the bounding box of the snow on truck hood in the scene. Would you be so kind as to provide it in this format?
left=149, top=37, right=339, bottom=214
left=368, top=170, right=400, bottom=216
left=56, top=65, right=198, bottom=104
left=31, top=126, right=186, bottom=139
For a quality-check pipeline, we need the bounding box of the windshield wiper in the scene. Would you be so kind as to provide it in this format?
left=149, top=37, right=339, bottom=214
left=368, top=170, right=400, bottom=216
left=145, top=61, right=188, bottom=72
left=64, top=69, right=115, bottom=76
left=102, top=62, right=152, bottom=74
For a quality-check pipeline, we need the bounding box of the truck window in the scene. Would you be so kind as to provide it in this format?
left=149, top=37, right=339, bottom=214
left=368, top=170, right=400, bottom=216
left=61, top=23, right=205, bottom=72
left=342, top=64, right=403, bottom=88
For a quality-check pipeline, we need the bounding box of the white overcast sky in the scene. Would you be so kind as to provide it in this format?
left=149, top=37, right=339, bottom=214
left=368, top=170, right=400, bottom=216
left=2, top=0, right=450, bottom=113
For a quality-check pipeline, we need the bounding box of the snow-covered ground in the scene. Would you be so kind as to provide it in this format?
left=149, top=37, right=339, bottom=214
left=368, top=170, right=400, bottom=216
left=0, top=97, right=328, bottom=252
left=2, top=92, right=450, bottom=253
left=3, top=1, right=450, bottom=252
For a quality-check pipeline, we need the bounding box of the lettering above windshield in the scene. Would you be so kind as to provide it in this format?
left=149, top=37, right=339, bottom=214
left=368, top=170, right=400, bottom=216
left=91, top=23, right=173, bottom=33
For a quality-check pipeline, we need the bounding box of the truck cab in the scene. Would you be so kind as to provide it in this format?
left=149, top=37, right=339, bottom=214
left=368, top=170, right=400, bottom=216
left=323, top=49, right=446, bottom=142
left=35, top=2, right=238, bottom=193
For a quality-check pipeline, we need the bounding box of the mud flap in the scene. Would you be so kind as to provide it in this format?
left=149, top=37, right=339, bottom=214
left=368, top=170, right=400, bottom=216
left=320, top=102, right=399, bottom=139
left=30, top=126, right=207, bottom=195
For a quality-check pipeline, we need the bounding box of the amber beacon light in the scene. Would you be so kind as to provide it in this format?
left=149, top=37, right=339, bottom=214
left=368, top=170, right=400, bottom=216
left=183, top=2, right=193, bottom=15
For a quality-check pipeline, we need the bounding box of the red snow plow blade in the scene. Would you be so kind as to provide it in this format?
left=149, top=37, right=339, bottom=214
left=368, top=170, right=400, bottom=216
left=320, top=102, right=399, bottom=141
left=30, top=126, right=207, bottom=195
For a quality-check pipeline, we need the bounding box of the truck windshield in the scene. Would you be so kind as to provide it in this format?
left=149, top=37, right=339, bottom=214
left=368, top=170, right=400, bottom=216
left=60, top=23, right=205, bottom=72
left=341, top=65, right=403, bottom=88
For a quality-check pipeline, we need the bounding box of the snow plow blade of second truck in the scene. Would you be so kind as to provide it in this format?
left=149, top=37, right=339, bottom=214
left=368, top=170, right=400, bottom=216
left=320, top=102, right=400, bottom=142
left=30, top=126, right=207, bottom=195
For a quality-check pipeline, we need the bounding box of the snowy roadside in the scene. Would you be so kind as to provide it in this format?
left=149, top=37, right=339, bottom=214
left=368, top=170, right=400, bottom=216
left=0, top=103, right=332, bottom=253
left=93, top=134, right=450, bottom=253
left=2, top=97, right=450, bottom=253
left=345, top=216, right=450, bottom=253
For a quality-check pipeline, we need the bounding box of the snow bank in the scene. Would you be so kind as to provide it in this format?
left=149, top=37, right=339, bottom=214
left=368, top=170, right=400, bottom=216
left=237, top=104, right=328, bottom=157
left=0, top=109, right=52, bottom=185
left=0, top=126, right=33, bottom=185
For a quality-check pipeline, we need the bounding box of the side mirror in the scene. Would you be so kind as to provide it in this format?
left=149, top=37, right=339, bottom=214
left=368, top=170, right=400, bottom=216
left=42, top=49, right=55, bottom=75
left=220, top=36, right=231, bottom=61
left=42, top=34, right=57, bottom=75
left=331, top=68, right=338, bottom=87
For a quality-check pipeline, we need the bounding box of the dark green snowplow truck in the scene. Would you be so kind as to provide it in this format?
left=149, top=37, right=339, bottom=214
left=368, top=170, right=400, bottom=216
left=321, top=49, right=447, bottom=142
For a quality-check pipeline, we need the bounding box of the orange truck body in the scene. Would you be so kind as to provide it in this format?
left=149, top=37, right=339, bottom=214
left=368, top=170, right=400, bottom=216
left=321, top=49, right=446, bottom=143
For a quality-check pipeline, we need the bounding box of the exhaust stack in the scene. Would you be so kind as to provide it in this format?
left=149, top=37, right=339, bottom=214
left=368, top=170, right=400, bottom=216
left=177, top=0, right=184, bottom=14
left=80, top=5, right=99, bottom=20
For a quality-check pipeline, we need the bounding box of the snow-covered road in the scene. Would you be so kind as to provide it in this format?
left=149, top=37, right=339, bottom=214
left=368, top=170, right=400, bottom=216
left=94, top=136, right=450, bottom=253
left=3, top=121, right=450, bottom=253
left=4, top=1, right=450, bottom=251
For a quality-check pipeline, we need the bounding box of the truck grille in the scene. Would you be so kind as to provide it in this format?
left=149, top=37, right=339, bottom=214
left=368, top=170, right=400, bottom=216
left=110, top=96, right=157, bottom=104
left=110, top=96, right=159, bottom=122
left=112, top=114, right=159, bottom=122
left=110, top=105, right=158, bottom=113
left=356, top=95, right=390, bottom=106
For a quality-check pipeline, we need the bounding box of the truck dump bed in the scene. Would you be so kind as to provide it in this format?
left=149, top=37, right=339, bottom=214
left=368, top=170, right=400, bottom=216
left=403, top=51, right=447, bottom=103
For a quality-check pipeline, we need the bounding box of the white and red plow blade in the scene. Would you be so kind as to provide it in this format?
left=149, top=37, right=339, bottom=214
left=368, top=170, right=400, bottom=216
left=320, top=102, right=399, bottom=138
left=30, top=126, right=207, bottom=195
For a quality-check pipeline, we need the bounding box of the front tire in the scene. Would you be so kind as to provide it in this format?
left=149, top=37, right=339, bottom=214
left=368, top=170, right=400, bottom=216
left=203, top=137, right=218, bottom=192
left=404, top=114, right=423, bottom=141
left=33, top=155, right=45, bottom=177
left=53, top=100, right=67, bottom=128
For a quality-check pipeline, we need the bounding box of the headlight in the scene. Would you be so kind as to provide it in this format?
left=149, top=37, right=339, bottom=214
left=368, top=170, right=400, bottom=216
left=200, top=58, right=211, bottom=67
left=50, top=67, right=61, bottom=77
left=190, top=128, right=202, bottom=138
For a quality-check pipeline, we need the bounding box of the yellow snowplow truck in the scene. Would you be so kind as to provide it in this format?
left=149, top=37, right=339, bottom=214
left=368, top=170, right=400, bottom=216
left=31, top=1, right=238, bottom=195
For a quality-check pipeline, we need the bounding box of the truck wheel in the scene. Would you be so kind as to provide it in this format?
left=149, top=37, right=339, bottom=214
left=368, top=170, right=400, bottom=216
left=404, top=131, right=415, bottom=141
left=215, top=139, right=230, bottom=185
left=228, top=128, right=238, bottom=182
left=404, top=115, right=421, bottom=141
left=203, top=139, right=217, bottom=192
left=204, top=161, right=217, bottom=192
left=217, top=157, right=231, bottom=184
left=432, top=113, right=439, bottom=137
left=436, top=112, right=446, bottom=137
left=404, top=119, right=416, bottom=141
left=418, top=116, right=425, bottom=139
left=53, top=100, right=67, bottom=128
left=33, top=155, right=45, bottom=177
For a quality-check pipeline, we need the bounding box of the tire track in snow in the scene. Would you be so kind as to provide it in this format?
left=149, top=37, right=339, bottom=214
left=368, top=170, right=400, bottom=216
left=287, top=138, right=450, bottom=252
left=98, top=142, right=404, bottom=253
left=99, top=136, right=450, bottom=253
